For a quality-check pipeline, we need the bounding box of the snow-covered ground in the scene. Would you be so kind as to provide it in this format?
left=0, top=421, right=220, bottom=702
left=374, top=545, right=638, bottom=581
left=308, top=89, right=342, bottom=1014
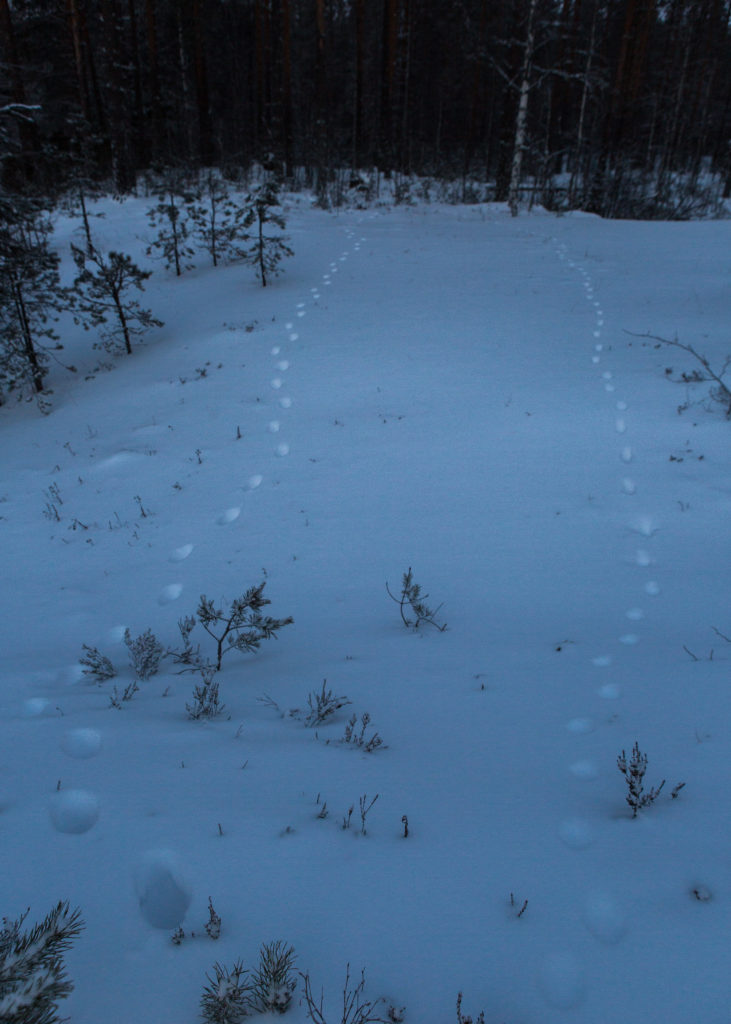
left=1, top=195, right=729, bottom=1024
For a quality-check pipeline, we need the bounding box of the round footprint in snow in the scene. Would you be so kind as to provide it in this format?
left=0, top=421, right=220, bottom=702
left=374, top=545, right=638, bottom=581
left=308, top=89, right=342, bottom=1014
left=570, top=759, right=598, bottom=780
left=537, top=951, right=585, bottom=1010
left=566, top=717, right=594, bottom=734
left=50, top=789, right=100, bottom=834
left=108, top=624, right=127, bottom=643
left=559, top=818, right=594, bottom=849
left=592, top=654, right=612, bottom=667
left=23, top=697, right=50, bottom=717
left=158, top=583, right=183, bottom=605
left=599, top=683, right=621, bottom=700
left=247, top=474, right=263, bottom=490
left=626, top=607, right=644, bottom=620
left=645, top=581, right=660, bottom=596
left=619, top=633, right=639, bottom=645
left=276, top=443, right=290, bottom=457
left=61, top=728, right=102, bottom=759
left=218, top=507, right=240, bottom=525
left=583, top=892, right=626, bottom=944
left=171, top=544, right=193, bottom=562
left=133, top=850, right=192, bottom=929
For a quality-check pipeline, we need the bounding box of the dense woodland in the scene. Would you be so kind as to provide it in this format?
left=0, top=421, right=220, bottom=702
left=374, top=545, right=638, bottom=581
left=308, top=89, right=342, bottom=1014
left=0, top=1, right=730, bottom=401
left=0, top=0, right=730, bottom=217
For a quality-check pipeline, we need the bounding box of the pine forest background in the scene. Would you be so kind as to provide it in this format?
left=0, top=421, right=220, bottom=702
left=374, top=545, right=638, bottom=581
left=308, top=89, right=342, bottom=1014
left=1, top=0, right=730, bottom=219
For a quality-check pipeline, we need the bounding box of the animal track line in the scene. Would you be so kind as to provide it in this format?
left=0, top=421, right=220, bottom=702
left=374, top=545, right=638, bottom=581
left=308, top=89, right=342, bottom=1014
left=550, top=237, right=664, bottom=1000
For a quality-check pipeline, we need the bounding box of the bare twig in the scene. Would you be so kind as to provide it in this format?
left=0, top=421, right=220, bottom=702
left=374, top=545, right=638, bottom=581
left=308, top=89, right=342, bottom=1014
left=625, top=330, right=731, bottom=416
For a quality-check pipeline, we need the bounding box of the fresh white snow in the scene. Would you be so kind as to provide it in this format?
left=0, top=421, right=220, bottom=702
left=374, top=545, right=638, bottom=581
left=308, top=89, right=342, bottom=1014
left=1, top=195, right=730, bottom=1023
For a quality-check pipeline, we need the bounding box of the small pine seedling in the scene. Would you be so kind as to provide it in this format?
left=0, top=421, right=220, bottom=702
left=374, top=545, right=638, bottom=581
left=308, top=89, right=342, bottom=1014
left=200, top=960, right=251, bottom=1024
left=186, top=669, right=225, bottom=720
left=196, top=583, right=293, bottom=671
left=79, top=644, right=116, bottom=683
left=342, top=712, right=385, bottom=752
left=304, top=680, right=351, bottom=726
left=249, top=941, right=297, bottom=1014
left=204, top=898, right=221, bottom=940
left=617, top=742, right=666, bottom=817
left=387, top=567, right=447, bottom=631
left=0, top=900, right=84, bottom=1024
left=124, top=627, right=164, bottom=680
left=456, top=992, right=486, bottom=1024
left=109, top=680, right=139, bottom=707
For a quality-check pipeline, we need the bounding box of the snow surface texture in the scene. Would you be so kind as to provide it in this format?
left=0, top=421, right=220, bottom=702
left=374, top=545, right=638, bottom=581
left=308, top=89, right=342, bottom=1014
left=1, top=197, right=730, bottom=1023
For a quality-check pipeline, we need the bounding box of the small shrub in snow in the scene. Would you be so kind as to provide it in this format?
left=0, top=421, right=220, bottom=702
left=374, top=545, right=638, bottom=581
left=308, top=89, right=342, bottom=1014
left=42, top=483, right=62, bottom=522
left=196, top=583, right=293, bottom=671
left=358, top=793, right=379, bottom=836
left=341, top=713, right=385, bottom=753
left=186, top=668, right=225, bottom=720
left=249, top=940, right=297, bottom=1014
left=387, top=568, right=446, bottom=631
left=204, top=898, right=222, bottom=940
left=79, top=643, right=116, bottom=682
left=109, top=680, right=139, bottom=707
left=631, top=331, right=731, bottom=417
left=124, top=627, right=163, bottom=680
left=303, top=680, right=351, bottom=726
left=201, top=960, right=251, bottom=1024
left=456, top=992, right=485, bottom=1024
left=169, top=614, right=203, bottom=670
left=300, top=963, right=394, bottom=1024
left=0, top=900, right=84, bottom=1024
left=617, top=742, right=666, bottom=818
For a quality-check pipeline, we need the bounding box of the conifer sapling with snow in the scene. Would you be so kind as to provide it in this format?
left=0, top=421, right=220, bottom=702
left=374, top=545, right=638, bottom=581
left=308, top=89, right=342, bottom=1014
left=0, top=199, right=68, bottom=401
left=0, top=900, right=84, bottom=1024
left=187, top=171, right=249, bottom=268
left=241, top=179, right=293, bottom=287
left=146, top=171, right=195, bottom=276
left=71, top=242, right=163, bottom=355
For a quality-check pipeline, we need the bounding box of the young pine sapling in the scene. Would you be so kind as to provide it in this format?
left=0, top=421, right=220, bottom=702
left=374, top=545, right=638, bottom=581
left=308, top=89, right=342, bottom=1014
left=79, top=644, right=116, bottom=683
left=187, top=172, right=249, bottom=268
left=196, top=583, right=293, bottom=671
left=241, top=180, right=293, bottom=287
left=387, top=568, right=447, bottom=631
left=71, top=243, right=163, bottom=356
left=617, top=742, right=668, bottom=818
left=0, top=900, right=84, bottom=1024
left=146, top=170, right=196, bottom=276
left=200, top=960, right=251, bottom=1024
left=124, top=627, right=164, bottom=680
left=249, top=941, right=297, bottom=1015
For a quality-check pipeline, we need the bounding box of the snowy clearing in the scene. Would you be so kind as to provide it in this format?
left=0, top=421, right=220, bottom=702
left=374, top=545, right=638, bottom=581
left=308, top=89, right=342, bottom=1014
left=1, top=197, right=730, bottom=1024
